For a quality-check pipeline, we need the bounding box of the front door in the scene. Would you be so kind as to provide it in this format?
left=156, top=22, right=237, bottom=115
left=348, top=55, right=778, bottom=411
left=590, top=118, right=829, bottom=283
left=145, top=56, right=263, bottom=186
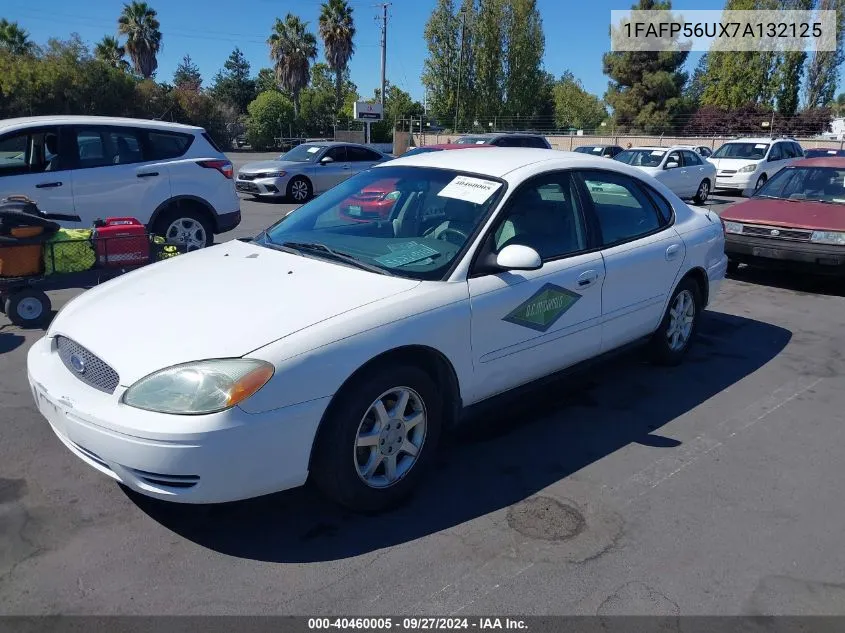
left=0, top=126, right=77, bottom=222
left=467, top=171, right=605, bottom=403
left=312, top=145, right=350, bottom=194
left=573, top=169, right=685, bottom=353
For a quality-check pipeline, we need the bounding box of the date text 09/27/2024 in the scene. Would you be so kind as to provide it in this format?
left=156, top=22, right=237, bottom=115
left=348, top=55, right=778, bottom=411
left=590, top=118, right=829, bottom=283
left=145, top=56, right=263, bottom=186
left=307, top=618, right=528, bottom=630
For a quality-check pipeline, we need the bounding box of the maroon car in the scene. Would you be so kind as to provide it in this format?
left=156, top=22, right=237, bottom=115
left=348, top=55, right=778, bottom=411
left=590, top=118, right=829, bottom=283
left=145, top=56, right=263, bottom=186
left=721, top=157, right=845, bottom=275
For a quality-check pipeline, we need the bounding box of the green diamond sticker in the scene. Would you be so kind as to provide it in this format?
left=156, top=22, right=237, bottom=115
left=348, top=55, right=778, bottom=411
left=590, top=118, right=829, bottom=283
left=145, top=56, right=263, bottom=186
left=502, top=283, right=581, bottom=332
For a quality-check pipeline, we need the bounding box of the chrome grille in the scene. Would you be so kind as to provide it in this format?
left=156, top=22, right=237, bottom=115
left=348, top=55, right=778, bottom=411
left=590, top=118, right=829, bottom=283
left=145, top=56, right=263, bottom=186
left=238, top=173, right=258, bottom=181
left=741, top=224, right=812, bottom=242
left=55, top=336, right=120, bottom=394
left=719, top=169, right=737, bottom=174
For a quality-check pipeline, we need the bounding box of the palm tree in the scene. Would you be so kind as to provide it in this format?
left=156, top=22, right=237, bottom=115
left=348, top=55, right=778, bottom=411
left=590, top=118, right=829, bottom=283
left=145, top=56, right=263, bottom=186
left=268, top=13, right=317, bottom=118
left=0, top=19, right=35, bottom=56
left=319, top=0, right=356, bottom=117
left=94, top=35, right=130, bottom=71
left=117, top=1, right=162, bottom=79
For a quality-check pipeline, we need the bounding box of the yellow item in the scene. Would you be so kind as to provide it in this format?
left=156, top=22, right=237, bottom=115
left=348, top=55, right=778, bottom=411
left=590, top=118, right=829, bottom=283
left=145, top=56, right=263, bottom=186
left=43, top=229, right=96, bottom=275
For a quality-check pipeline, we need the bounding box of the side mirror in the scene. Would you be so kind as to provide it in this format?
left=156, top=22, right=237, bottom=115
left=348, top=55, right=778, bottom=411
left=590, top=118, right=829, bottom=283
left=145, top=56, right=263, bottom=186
left=320, top=156, right=334, bottom=164
left=665, top=161, right=679, bottom=169
left=496, top=244, right=542, bottom=271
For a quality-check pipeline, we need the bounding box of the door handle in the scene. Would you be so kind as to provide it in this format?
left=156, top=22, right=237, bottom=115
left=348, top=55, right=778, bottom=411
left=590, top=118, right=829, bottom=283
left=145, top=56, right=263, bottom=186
left=36, top=181, right=62, bottom=188
left=137, top=172, right=159, bottom=178
left=666, top=244, right=681, bottom=261
left=577, top=270, right=599, bottom=287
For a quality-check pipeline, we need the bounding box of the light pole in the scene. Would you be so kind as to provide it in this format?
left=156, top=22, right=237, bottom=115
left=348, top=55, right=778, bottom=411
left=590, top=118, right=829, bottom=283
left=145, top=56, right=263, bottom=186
left=454, top=9, right=466, bottom=133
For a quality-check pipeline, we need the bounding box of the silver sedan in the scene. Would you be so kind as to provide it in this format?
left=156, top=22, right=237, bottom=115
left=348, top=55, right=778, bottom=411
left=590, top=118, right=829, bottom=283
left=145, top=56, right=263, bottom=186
left=236, top=141, right=391, bottom=202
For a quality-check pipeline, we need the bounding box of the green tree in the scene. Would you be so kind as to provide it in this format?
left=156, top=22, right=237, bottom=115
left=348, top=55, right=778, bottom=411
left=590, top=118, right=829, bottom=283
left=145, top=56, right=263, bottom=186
left=502, top=0, right=545, bottom=122
left=422, top=0, right=459, bottom=123
left=684, top=54, right=708, bottom=106
left=603, top=0, right=689, bottom=133
left=833, top=92, right=845, bottom=116
left=0, top=19, right=36, bottom=56
left=268, top=13, right=318, bottom=118
left=553, top=71, right=607, bottom=130
left=805, top=0, right=845, bottom=108
left=94, top=35, right=130, bottom=71
left=173, top=54, right=202, bottom=91
left=318, top=0, right=356, bottom=117
left=472, top=0, right=506, bottom=118
left=209, top=48, right=256, bottom=113
left=371, top=83, right=424, bottom=142
left=117, top=1, right=162, bottom=79
left=255, top=67, right=278, bottom=94
left=246, top=90, right=296, bottom=150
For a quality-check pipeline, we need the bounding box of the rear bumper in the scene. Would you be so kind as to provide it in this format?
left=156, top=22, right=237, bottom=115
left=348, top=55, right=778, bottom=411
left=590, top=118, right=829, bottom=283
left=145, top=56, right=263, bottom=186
left=726, top=234, right=845, bottom=275
left=214, top=209, right=241, bottom=234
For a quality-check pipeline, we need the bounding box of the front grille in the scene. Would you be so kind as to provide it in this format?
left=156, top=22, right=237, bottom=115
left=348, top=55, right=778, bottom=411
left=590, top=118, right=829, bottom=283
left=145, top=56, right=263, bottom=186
left=236, top=181, right=259, bottom=193
left=55, top=336, right=120, bottom=394
left=238, top=173, right=258, bottom=181
left=741, top=224, right=812, bottom=242
left=719, top=170, right=737, bottom=175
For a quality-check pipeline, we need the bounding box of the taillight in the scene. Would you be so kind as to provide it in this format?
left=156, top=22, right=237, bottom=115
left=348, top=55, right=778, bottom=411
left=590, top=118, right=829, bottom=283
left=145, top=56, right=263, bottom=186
left=198, top=159, right=234, bottom=179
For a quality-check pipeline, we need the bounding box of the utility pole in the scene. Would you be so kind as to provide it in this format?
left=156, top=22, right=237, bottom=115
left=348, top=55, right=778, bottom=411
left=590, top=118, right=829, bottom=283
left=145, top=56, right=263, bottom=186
left=454, top=9, right=467, bottom=133
left=377, top=3, right=390, bottom=112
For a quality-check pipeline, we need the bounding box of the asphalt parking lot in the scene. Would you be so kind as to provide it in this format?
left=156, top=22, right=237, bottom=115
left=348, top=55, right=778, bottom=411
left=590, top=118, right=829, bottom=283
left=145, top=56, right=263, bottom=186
left=2, top=154, right=845, bottom=616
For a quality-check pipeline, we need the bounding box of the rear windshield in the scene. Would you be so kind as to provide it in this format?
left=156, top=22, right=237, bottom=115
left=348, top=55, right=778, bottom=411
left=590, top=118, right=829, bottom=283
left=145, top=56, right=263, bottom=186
left=146, top=131, right=194, bottom=160
left=614, top=149, right=665, bottom=167
left=712, top=142, right=769, bottom=160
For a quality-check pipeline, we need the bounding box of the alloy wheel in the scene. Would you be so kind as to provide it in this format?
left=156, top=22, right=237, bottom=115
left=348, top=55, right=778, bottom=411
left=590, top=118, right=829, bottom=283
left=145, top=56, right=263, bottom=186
left=666, top=289, right=696, bottom=352
left=166, top=218, right=207, bottom=251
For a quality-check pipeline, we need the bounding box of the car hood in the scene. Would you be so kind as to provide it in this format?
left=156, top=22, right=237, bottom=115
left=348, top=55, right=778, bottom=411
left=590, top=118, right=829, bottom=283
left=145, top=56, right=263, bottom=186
left=709, top=158, right=758, bottom=170
left=239, top=160, right=307, bottom=173
left=722, top=198, right=845, bottom=231
left=49, top=240, right=421, bottom=386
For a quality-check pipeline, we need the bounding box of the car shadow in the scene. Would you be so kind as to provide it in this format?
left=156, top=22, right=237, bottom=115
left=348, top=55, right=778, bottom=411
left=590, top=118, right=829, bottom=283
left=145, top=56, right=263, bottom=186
left=729, top=265, right=845, bottom=298
left=129, top=310, right=791, bottom=563
left=0, top=329, right=25, bottom=354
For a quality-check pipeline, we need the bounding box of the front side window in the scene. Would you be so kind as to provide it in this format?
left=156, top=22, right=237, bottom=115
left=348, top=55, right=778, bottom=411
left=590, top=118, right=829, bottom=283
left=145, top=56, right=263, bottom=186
left=108, top=128, right=144, bottom=165
left=576, top=170, right=664, bottom=246
left=280, top=144, right=326, bottom=163
left=768, top=143, right=784, bottom=161
left=712, top=143, right=769, bottom=160
left=324, top=146, right=347, bottom=162
left=682, top=150, right=702, bottom=165
left=491, top=172, right=587, bottom=260
left=666, top=151, right=682, bottom=167
left=261, top=166, right=505, bottom=280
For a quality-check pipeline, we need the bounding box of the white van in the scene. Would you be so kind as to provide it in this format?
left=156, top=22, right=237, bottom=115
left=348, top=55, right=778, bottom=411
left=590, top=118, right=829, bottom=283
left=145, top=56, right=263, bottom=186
left=708, top=137, right=804, bottom=196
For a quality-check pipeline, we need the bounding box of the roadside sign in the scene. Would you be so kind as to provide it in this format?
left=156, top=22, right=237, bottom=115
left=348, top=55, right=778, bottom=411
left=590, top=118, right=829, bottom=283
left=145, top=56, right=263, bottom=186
left=354, top=101, right=384, bottom=122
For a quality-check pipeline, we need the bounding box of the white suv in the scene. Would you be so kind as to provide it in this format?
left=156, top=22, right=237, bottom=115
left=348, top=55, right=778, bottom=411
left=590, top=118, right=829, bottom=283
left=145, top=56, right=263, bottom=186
left=0, top=116, right=241, bottom=249
left=708, top=137, right=804, bottom=196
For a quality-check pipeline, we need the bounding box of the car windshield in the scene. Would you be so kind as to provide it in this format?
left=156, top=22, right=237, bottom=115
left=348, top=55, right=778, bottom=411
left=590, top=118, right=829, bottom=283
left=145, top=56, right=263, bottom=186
left=402, top=147, right=441, bottom=157
left=574, top=146, right=603, bottom=154
left=279, top=144, right=326, bottom=162
left=454, top=136, right=490, bottom=145
left=805, top=149, right=845, bottom=158
left=753, top=166, right=845, bottom=204
left=712, top=142, right=769, bottom=159
left=614, top=149, right=665, bottom=167
left=260, top=165, right=505, bottom=280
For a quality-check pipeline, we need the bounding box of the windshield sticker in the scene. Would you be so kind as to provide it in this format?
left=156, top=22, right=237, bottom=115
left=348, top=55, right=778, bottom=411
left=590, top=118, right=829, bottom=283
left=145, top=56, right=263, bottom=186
left=829, top=150, right=838, bottom=154
left=437, top=176, right=502, bottom=204
left=375, top=243, right=439, bottom=268
left=755, top=144, right=767, bottom=149
left=502, top=283, right=581, bottom=332
left=475, top=140, right=486, bottom=144
left=307, top=146, right=320, bottom=153
left=650, top=150, right=665, bottom=156
left=592, top=147, right=602, bottom=152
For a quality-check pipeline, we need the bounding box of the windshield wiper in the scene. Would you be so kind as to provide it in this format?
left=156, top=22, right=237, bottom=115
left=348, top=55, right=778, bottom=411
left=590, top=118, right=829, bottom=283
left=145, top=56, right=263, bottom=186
left=281, top=241, right=394, bottom=276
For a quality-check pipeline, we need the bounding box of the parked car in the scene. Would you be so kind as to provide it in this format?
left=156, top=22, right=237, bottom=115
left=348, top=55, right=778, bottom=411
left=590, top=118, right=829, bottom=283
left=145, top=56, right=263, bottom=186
left=677, top=145, right=713, bottom=158
left=708, top=137, right=804, bottom=196
left=804, top=148, right=845, bottom=158
left=401, top=143, right=494, bottom=157
left=29, top=148, right=727, bottom=512
left=453, top=132, right=552, bottom=149
left=613, top=146, right=716, bottom=204
left=721, top=157, right=845, bottom=276
left=338, top=177, right=401, bottom=221
left=236, top=141, right=391, bottom=202
left=0, top=115, right=240, bottom=250
left=574, top=144, right=624, bottom=158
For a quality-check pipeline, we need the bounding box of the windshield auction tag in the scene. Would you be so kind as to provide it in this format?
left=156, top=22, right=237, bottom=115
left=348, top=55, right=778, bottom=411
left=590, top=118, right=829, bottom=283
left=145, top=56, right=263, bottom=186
left=651, top=150, right=665, bottom=156
left=375, top=242, right=439, bottom=268
left=755, top=144, right=767, bottom=149
left=437, top=176, right=502, bottom=204
left=307, top=147, right=320, bottom=153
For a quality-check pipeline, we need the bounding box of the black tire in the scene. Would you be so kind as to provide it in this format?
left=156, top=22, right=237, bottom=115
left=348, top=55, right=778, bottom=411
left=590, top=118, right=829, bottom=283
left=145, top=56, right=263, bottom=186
left=727, top=260, right=740, bottom=275
left=287, top=176, right=312, bottom=203
left=693, top=179, right=710, bottom=205
left=648, top=278, right=702, bottom=366
left=6, top=289, right=51, bottom=328
left=311, top=363, right=443, bottom=513
left=755, top=174, right=767, bottom=191
left=152, top=206, right=214, bottom=250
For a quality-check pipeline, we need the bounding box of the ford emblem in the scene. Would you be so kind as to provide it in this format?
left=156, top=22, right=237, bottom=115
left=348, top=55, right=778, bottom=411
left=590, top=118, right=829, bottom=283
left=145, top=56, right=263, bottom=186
left=770, top=229, right=780, bottom=236
left=69, top=354, right=86, bottom=374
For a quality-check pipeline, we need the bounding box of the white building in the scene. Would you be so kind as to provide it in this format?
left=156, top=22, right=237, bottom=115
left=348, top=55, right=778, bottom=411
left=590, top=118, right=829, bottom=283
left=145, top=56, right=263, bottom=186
left=821, top=117, right=845, bottom=140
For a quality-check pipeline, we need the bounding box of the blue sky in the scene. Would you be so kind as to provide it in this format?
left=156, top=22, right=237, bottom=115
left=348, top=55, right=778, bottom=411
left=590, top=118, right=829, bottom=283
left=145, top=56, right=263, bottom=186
left=6, top=0, right=843, bottom=105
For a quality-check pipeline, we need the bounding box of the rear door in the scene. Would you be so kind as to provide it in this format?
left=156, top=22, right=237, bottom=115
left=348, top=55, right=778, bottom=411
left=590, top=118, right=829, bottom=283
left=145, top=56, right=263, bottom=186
left=0, top=125, right=77, bottom=222
left=67, top=125, right=171, bottom=227
left=659, top=150, right=688, bottom=195
left=681, top=150, right=708, bottom=196
left=347, top=145, right=385, bottom=177
left=573, top=169, right=684, bottom=353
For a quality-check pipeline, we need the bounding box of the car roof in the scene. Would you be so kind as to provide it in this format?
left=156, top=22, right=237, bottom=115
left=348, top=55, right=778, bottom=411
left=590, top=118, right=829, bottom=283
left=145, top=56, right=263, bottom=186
left=792, top=157, right=845, bottom=168
left=0, top=115, right=204, bottom=133
left=724, top=137, right=788, bottom=143
left=458, top=132, right=547, bottom=139
left=420, top=143, right=492, bottom=150
left=381, top=147, right=632, bottom=178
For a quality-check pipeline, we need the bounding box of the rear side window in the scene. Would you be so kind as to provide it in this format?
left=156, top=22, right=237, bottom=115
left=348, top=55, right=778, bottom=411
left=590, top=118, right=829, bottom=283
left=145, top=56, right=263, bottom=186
left=523, top=136, right=549, bottom=149
left=768, top=144, right=784, bottom=161
left=108, top=128, right=144, bottom=165
left=201, top=132, right=223, bottom=153
left=682, top=150, right=702, bottom=165
left=74, top=129, right=111, bottom=169
left=347, top=146, right=382, bottom=161
left=146, top=131, right=194, bottom=160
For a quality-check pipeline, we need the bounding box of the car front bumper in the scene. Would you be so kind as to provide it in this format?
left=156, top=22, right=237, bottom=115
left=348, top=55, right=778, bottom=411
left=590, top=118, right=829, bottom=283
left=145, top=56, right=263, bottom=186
left=714, top=172, right=755, bottom=190
left=725, top=234, right=845, bottom=275
left=235, top=174, right=291, bottom=198
left=27, top=335, right=330, bottom=504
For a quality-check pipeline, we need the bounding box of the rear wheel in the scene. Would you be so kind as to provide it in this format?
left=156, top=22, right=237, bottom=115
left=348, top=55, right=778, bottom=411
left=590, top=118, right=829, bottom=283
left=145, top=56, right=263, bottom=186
left=649, top=278, right=702, bottom=366
left=311, top=363, right=442, bottom=513
left=153, top=207, right=213, bottom=251
left=727, top=260, right=740, bottom=274
left=5, top=289, right=51, bottom=328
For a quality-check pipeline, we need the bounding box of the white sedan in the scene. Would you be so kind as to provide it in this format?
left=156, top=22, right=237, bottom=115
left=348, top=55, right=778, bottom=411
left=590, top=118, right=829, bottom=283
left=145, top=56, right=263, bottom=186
left=28, top=149, right=728, bottom=512
left=614, top=146, right=717, bottom=204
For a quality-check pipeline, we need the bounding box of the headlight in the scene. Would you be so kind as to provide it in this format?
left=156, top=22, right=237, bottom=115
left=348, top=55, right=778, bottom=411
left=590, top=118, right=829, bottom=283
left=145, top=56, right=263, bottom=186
left=738, top=164, right=758, bottom=173
left=260, top=171, right=287, bottom=178
left=122, top=359, right=274, bottom=415
left=810, top=231, right=845, bottom=246
left=723, top=221, right=744, bottom=234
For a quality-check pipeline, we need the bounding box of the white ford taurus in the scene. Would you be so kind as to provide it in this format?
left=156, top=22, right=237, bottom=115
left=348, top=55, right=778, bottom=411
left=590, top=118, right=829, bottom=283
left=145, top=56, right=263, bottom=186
left=27, top=148, right=728, bottom=512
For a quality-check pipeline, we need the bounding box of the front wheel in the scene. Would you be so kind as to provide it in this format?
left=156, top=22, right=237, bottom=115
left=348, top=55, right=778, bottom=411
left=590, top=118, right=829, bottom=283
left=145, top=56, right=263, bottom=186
left=649, top=278, right=702, bottom=366
left=693, top=179, right=710, bottom=205
left=311, top=364, right=442, bottom=513
left=755, top=174, right=767, bottom=191
left=287, top=176, right=312, bottom=203
left=5, top=289, right=52, bottom=328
